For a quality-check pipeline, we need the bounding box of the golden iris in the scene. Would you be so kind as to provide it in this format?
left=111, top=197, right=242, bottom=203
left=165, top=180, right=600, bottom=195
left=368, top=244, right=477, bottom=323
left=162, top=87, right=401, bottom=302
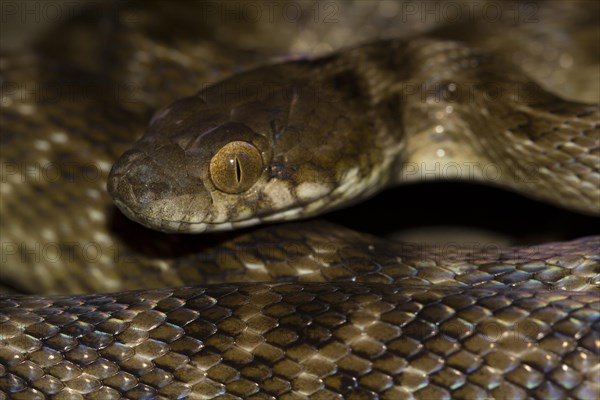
left=209, top=141, right=263, bottom=193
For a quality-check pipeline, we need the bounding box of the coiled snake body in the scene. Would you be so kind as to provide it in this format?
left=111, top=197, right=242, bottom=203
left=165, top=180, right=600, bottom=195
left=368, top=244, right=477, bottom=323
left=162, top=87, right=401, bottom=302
left=0, top=2, right=599, bottom=399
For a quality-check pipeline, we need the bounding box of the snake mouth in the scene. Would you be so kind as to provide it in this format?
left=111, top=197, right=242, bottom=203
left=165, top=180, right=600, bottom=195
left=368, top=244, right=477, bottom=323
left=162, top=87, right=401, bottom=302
left=112, top=194, right=307, bottom=234
left=111, top=197, right=208, bottom=233
left=112, top=196, right=299, bottom=233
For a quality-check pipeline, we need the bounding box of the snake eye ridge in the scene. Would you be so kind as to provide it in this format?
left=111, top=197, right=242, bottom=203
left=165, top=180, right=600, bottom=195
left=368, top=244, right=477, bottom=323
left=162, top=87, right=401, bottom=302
left=209, top=141, right=263, bottom=193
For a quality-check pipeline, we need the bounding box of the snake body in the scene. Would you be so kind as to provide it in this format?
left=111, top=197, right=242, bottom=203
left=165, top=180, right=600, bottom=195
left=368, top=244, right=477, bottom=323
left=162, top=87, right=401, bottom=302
left=1, top=1, right=599, bottom=399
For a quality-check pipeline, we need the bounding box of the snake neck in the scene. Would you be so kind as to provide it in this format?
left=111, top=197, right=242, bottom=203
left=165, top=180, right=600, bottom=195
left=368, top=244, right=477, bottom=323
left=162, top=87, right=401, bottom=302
left=357, top=38, right=600, bottom=215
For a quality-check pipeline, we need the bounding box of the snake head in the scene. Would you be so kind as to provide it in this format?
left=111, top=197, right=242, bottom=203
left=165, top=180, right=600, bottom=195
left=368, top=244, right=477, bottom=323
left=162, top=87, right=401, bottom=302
left=108, top=63, right=393, bottom=233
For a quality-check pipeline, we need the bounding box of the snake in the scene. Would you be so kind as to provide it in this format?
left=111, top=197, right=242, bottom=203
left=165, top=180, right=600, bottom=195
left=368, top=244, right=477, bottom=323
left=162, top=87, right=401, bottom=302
left=0, top=1, right=599, bottom=399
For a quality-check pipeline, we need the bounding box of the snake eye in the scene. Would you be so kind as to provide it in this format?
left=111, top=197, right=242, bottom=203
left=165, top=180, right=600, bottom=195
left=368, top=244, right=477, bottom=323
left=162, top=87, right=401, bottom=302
left=209, top=141, right=263, bottom=193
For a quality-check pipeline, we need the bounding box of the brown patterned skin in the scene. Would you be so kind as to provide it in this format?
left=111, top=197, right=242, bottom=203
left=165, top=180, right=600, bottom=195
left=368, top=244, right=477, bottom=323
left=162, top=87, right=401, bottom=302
left=1, top=1, right=599, bottom=399
left=108, top=38, right=599, bottom=233
left=1, top=225, right=599, bottom=399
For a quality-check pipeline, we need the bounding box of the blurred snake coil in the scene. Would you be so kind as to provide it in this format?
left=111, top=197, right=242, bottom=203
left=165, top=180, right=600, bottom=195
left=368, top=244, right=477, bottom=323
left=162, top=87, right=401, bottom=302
left=0, top=1, right=599, bottom=400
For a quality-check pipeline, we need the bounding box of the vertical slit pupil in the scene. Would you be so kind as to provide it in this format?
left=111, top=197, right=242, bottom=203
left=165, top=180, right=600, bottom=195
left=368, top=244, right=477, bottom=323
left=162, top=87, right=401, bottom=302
left=235, top=157, right=242, bottom=183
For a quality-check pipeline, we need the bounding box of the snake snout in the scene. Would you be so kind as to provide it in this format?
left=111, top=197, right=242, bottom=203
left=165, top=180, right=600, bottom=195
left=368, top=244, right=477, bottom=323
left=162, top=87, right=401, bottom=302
left=107, top=148, right=210, bottom=233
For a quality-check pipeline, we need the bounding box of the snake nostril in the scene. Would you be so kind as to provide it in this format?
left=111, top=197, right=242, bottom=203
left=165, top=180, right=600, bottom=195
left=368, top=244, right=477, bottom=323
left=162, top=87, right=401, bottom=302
left=122, top=161, right=175, bottom=206
left=109, top=149, right=175, bottom=208
left=133, top=181, right=172, bottom=205
left=135, top=184, right=160, bottom=205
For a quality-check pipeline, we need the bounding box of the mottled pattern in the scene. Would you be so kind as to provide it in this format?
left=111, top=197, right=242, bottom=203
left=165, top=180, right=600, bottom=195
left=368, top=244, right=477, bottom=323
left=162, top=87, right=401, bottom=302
left=108, top=38, right=600, bottom=234
left=2, top=284, right=599, bottom=399
left=1, top=1, right=599, bottom=399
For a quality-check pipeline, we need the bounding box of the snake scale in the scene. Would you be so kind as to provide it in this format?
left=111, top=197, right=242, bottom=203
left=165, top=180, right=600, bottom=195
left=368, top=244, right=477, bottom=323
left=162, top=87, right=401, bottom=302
left=1, top=1, right=599, bottom=399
